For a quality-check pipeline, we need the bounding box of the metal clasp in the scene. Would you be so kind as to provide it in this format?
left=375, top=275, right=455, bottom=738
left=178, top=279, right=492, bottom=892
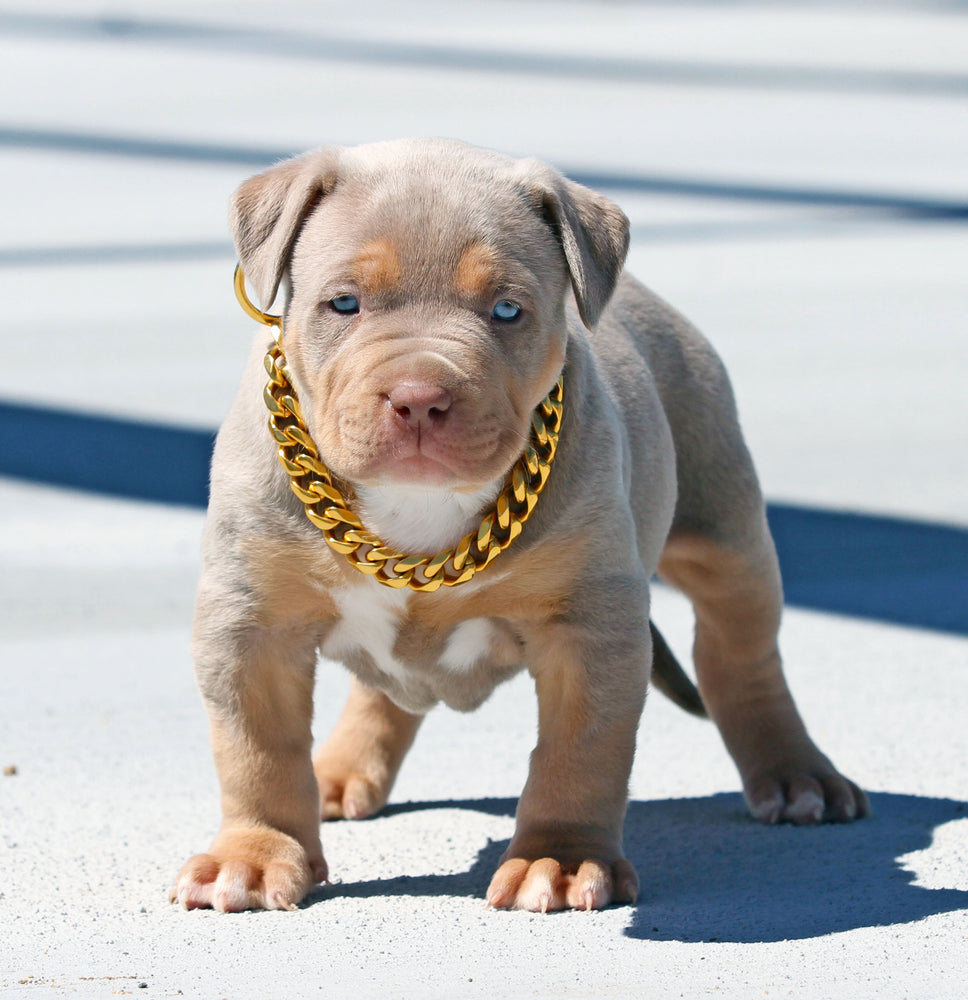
left=234, top=265, right=282, bottom=327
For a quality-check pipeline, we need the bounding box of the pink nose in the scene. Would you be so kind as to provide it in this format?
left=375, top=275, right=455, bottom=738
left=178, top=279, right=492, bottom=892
left=388, top=381, right=453, bottom=429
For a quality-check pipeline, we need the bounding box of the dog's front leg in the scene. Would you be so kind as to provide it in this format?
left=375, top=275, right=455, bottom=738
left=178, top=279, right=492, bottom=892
left=172, top=591, right=327, bottom=912
left=487, top=610, right=648, bottom=912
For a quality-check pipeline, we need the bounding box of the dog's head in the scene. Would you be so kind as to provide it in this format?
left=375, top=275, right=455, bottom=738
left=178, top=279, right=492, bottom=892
left=230, top=139, right=628, bottom=494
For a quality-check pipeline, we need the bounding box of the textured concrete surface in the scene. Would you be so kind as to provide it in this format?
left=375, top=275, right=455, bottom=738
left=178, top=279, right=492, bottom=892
left=2, top=2, right=966, bottom=997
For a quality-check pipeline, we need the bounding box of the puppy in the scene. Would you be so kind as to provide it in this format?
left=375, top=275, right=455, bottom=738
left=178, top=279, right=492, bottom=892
left=172, top=139, right=868, bottom=913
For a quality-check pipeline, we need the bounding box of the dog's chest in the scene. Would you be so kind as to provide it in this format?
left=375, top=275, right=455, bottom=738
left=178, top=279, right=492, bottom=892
left=320, top=583, right=522, bottom=713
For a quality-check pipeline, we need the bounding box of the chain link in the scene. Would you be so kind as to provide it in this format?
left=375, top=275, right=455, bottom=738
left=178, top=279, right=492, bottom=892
left=235, top=266, right=564, bottom=593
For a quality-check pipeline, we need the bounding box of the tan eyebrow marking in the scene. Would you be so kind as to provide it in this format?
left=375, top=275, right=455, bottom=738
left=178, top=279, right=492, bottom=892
left=454, top=242, right=501, bottom=301
left=351, top=237, right=402, bottom=294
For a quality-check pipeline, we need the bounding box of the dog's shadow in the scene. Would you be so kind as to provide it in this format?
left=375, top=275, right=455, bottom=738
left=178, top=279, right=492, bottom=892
left=304, top=792, right=968, bottom=943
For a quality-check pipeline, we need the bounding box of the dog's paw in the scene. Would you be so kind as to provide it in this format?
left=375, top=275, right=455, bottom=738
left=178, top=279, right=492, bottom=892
left=486, top=856, right=639, bottom=913
left=170, top=827, right=326, bottom=912
left=742, top=755, right=870, bottom=825
left=316, top=767, right=389, bottom=821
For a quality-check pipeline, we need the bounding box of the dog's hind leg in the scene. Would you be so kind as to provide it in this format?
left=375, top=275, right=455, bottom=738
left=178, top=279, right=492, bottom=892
left=659, top=506, right=869, bottom=825
left=313, top=678, right=424, bottom=821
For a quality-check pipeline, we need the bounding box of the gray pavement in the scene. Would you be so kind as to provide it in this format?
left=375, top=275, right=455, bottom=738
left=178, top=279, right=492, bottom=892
left=2, top=2, right=967, bottom=997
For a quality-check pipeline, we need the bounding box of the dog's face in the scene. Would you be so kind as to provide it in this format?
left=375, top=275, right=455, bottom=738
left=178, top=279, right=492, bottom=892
left=231, top=140, right=629, bottom=492
left=283, top=147, right=570, bottom=492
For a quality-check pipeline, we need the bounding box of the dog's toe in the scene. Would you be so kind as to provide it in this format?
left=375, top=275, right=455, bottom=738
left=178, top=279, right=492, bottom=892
left=744, top=761, right=869, bottom=826
left=318, top=772, right=387, bottom=821
left=172, top=828, right=322, bottom=912
left=486, top=856, right=637, bottom=913
left=819, top=773, right=871, bottom=822
left=211, top=859, right=256, bottom=913
left=783, top=784, right=825, bottom=825
left=515, top=858, right=564, bottom=914
left=172, top=854, right=221, bottom=909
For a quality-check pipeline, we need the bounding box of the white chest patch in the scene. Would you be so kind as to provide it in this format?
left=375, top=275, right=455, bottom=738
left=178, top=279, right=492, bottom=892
left=438, top=618, right=497, bottom=674
left=355, top=480, right=502, bottom=554
left=320, top=584, right=411, bottom=683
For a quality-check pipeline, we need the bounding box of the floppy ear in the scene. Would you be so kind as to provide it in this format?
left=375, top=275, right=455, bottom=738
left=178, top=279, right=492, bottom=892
left=229, top=148, right=341, bottom=309
left=517, top=160, right=630, bottom=328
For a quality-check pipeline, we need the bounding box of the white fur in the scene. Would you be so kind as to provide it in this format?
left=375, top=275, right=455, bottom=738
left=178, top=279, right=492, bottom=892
left=320, top=480, right=508, bottom=683
left=321, top=585, right=410, bottom=683
left=438, top=618, right=497, bottom=674
left=355, top=480, right=503, bottom=554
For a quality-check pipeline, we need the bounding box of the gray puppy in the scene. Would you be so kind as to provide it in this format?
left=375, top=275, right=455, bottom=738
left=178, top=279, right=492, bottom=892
left=172, top=139, right=868, bottom=914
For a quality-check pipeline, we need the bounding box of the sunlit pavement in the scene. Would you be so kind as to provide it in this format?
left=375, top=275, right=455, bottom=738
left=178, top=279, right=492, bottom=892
left=2, top=3, right=966, bottom=997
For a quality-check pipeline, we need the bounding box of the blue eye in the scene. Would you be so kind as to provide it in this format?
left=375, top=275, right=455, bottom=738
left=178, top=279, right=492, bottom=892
left=330, top=294, right=360, bottom=314
left=492, top=300, right=522, bottom=322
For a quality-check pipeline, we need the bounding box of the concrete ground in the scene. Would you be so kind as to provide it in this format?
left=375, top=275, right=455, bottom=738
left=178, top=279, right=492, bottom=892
left=1, top=2, right=966, bottom=997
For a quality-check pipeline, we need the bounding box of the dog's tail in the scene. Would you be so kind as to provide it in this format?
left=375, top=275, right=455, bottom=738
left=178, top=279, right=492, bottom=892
left=649, top=621, right=707, bottom=718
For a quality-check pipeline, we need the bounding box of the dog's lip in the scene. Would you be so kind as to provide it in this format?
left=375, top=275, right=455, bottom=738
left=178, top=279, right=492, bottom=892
left=327, top=398, right=523, bottom=489
left=372, top=453, right=465, bottom=487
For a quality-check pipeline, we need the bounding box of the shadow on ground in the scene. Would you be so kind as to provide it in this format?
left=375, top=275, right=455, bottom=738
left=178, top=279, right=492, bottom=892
left=5, top=398, right=966, bottom=636
left=622, top=791, right=968, bottom=942
left=305, top=792, right=967, bottom=943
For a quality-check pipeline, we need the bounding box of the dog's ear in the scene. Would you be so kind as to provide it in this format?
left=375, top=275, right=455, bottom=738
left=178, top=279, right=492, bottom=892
left=229, top=148, right=341, bottom=309
left=517, top=161, right=630, bottom=328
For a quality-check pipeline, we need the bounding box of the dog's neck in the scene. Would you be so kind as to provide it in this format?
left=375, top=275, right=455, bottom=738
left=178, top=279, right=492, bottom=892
left=355, top=480, right=504, bottom=555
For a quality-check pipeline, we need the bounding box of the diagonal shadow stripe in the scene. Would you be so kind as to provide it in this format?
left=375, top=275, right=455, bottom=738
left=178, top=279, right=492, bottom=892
left=0, top=401, right=214, bottom=508
left=3, top=125, right=968, bottom=221
left=3, top=10, right=968, bottom=97
left=1, top=400, right=965, bottom=636
left=0, top=125, right=286, bottom=167
left=0, top=240, right=234, bottom=267
left=767, top=505, right=968, bottom=636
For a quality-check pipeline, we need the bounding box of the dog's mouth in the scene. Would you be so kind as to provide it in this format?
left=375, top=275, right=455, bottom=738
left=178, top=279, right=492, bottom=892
left=377, top=451, right=465, bottom=488
left=314, top=370, right=527, bottom=490
left=337, top=409, right=525, bottom=490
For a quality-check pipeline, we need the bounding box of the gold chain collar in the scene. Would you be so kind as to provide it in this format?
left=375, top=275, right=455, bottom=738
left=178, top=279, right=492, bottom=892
left=234, top=266, right=564, bottom=593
